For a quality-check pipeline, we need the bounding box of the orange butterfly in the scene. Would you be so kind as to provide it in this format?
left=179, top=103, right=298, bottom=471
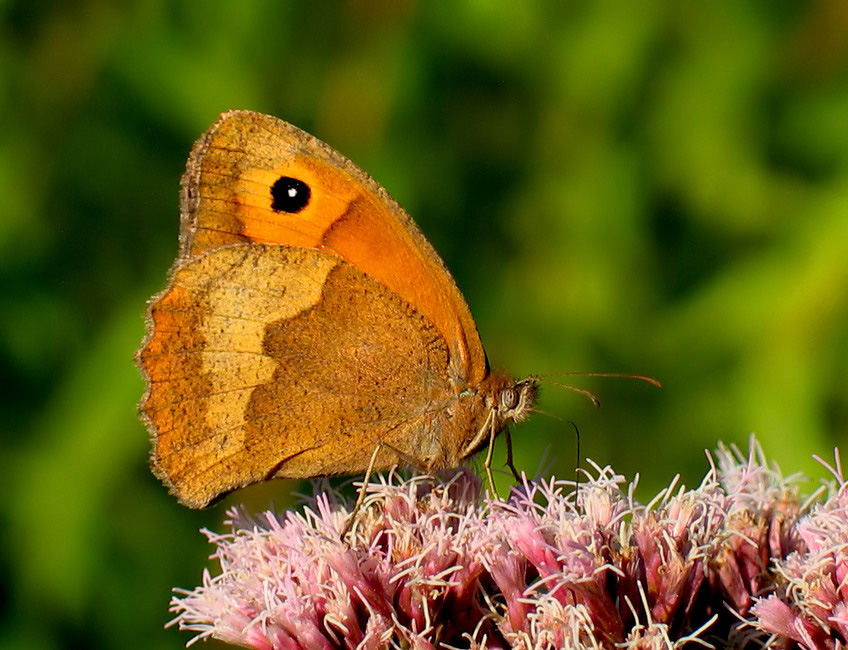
left=137, top=111, right=537, bottom=509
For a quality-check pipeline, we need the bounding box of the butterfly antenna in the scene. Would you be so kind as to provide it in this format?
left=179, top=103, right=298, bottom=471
left=530, top=406, right=563, bottom=422
left=570, top=420, right=581, bottom=498
left=541, top=371, right=661, bottom=388
left=542, top=380, right=603, bottom=408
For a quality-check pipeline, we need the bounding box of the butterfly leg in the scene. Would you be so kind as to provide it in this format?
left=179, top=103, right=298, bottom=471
left=344, top=439, right=430, bottom=539
left=342, top=442, right=390, bottom=539
left=503, top=427, right=521, bottom=482
left=482, top=414, right=500, bottom=498
left=481, top=420, right=521, bottom=495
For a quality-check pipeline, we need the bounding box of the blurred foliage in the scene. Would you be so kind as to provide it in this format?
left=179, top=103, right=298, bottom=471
left=2, top=0, right=847, bottom=648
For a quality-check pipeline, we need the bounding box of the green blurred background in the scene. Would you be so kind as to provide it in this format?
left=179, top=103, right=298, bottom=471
left=3, top=1, right=848, bottom=648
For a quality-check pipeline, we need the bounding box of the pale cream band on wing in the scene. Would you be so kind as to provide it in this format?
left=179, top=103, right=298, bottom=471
left=176, top=246, right=336, bottom=451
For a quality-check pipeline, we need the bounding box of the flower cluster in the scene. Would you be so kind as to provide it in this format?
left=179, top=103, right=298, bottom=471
left=168, top=438, right=847, bottom=649
left=750, top=455, right=848, bottom=649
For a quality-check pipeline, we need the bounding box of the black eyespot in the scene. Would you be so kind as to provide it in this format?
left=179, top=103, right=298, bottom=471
left=271, top=176, right=311, bottom=213
left=501, top=388, right=519, bottom=410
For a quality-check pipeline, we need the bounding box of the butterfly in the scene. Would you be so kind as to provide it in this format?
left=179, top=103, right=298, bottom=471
left=136, top=110, right=537, bottom=509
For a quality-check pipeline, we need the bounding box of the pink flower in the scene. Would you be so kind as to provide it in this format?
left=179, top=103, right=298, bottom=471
left=750, top=454, right=848, bottom=650
left=168, top=437, right=838, bottom=649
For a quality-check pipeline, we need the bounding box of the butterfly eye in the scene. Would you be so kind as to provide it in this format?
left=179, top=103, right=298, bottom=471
left=271, top=176, right=311, bottom=213
left=500, top=387, right=519, bottom=410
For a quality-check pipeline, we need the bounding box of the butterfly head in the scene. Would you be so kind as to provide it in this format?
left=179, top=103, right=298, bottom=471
left=453, top=374, right=538, bottom=464
left=494, top=376, right=538, bottom=428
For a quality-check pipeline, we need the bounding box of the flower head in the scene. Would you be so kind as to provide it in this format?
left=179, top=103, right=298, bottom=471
left=750, top=452, right=848, bottom=650
left=169, top=438, right=839, bottom=649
